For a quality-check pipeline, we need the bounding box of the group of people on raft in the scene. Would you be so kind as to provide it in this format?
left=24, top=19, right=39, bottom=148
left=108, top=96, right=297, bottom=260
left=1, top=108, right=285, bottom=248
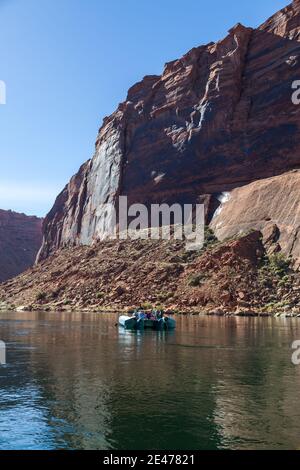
left=133, top=309, right=164, bottom=321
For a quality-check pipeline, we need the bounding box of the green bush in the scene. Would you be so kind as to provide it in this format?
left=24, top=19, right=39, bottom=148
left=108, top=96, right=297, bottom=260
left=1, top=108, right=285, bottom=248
left=180, top=251, right=197, bottom=263
left=204, top=227, right=218, bottom=249
left=50, top=288, right=61, bottom=299
left=278, top=275, right=291, bottom=287
left=259, top=252, right=291, bottom=280
left=268, top=253, right=291, bottom=277
left=36, top=291, right=47, bottom=302
left=182, top=226, right=218, bottom=259
left=141, top=302, right=152, bottom=310
left=157, top=292, right=173, bottom=301
left=188, top=274, right=205, bottom=287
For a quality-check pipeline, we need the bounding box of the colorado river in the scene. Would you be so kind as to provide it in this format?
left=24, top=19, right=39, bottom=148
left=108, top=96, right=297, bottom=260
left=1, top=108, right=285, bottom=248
left=0, top=312, right=299, bottom=450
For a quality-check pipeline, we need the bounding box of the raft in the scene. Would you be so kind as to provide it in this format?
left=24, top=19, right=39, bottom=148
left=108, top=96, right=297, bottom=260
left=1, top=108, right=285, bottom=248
left=118, top=315, right=176, bottom=330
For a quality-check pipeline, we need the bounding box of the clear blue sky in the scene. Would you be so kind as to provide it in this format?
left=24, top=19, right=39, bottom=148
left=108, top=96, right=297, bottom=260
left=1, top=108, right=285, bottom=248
left=0, top=0, right=288, bottom=216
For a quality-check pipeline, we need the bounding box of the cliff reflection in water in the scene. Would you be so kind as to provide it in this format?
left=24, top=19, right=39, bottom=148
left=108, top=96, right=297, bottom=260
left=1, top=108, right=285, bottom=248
left=0, top=312, right=300, bottom=450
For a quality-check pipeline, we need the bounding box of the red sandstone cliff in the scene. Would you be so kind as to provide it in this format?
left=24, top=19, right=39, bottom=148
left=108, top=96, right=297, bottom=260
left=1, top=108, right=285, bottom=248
left=210, top=170, right=300, bottom=266
left=38, top=1, right=300, bottom=261
left=0, top=210, right=42, bottom=282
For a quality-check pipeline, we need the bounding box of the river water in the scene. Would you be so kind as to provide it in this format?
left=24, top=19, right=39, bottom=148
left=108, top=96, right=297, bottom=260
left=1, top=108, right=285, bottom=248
left=0, top=311, right=300, bottom=450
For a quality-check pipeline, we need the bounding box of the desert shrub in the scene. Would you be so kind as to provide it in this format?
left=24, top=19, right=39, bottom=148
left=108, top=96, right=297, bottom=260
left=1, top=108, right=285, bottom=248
left=180, top=251, right=198, bottom=263
left=259, top=253, right=291, bottom=280
left=268, top=253, right=291, bottom=277
left=259, top=276, right=273, bottom=288
left=203, top=227, right=218, bottom=249
left=188, top=274, right=205, bottom=287
left=50, top=288, right=61, bottom=299
left=36, top=291, right=47, bottom=302
left=155, top=304, right=165, bottom=311
left=278, top=275, right=291, bottom=288
left=157, top=291, right=173, bottom=301
left=141, top=302, right=152, bottom=310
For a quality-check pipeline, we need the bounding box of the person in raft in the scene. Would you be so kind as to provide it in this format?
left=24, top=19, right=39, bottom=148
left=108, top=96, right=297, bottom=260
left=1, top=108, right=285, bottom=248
left=134, top=309, right=146, bottom=320
left=155, top=310, right=164, bottom=319
left=151, top=309, right=164, bottom=320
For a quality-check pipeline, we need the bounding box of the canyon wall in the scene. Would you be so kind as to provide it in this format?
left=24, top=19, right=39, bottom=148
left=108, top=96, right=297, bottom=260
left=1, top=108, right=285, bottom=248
left=210, top=170, right=300, bottom=266
left=0, top=210, right=42, bottom=282
left=38, top=0, right=300, bottom=261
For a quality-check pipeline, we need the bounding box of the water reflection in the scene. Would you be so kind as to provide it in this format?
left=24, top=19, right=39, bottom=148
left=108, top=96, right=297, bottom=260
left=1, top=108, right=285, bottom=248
left=0, top=312, right=300, bottom=449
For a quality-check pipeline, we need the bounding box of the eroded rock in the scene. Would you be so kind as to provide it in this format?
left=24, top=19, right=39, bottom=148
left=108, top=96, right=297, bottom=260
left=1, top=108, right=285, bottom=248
left=210, top=171, right=300, bottom=266
left=0, top=210, right=42, bottom=282
left=38, top=1, right=300, bottom=262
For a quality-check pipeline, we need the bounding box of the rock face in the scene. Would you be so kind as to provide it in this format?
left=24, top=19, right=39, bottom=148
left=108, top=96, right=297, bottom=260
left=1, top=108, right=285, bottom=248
left=38, top=1, right=300, bottom=261
left=210, top=170, right=300, bottom=266
left=0, top=210, right=42, bottom=282
left=259, top=0, right=300, bottom=40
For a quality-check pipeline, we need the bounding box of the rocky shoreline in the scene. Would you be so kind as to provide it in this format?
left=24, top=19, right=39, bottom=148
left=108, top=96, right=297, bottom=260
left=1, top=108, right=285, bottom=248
left=1, top=231, right=300, bottom=319
left=1, top=303, right=300, bottom=319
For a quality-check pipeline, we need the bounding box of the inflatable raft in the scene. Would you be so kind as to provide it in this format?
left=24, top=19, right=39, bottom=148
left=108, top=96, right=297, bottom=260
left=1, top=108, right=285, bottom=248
left=119, top=315, right=176, bottom=330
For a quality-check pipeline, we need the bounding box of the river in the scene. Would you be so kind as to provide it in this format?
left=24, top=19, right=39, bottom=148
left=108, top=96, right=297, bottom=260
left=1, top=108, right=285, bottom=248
left=0, top=311, right=300, bottom=450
